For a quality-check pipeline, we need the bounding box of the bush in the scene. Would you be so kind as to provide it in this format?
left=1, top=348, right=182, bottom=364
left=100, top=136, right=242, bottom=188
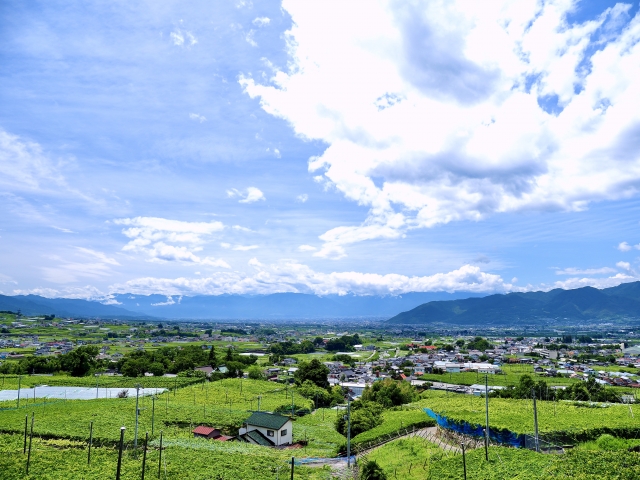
left=360, top=460, right=387, bottom=480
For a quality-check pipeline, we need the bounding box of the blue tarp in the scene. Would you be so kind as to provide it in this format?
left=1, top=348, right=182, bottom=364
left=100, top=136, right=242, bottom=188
left=423, top=408, right=524, bottom=448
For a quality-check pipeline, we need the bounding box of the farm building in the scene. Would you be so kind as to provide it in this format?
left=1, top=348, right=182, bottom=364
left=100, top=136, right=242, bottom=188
left=238, top=412, right=292, bottom=447
left=192, top=426, right=232, bottom=441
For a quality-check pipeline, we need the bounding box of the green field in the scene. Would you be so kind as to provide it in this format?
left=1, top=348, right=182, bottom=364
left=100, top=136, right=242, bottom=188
left=366, top=436, right=640, bottom=479
left=417, top=390, right=640, bottom=443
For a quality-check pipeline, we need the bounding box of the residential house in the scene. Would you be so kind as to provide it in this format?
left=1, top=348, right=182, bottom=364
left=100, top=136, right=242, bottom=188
left=238, top=412, right=292, bottom=447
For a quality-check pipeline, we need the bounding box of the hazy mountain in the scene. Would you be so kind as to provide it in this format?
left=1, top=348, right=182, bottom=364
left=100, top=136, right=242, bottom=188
left=387, top=282, right=640, bottom=325
left=110, top=292, right=485, bottom=319
left=0, top=294, right=148, bottom=319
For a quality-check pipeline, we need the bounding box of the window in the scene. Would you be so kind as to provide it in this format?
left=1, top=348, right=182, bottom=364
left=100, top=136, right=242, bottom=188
left=267, top=430, right=274, bottom=437
left=280, top=429, right=287, bottom=436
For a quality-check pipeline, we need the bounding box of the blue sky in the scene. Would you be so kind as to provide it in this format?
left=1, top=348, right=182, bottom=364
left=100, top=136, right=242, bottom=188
left=2, top=0, right=640, bottom=300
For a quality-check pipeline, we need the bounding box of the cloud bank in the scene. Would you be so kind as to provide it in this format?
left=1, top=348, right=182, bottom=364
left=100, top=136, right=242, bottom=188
left=241, top=0, right=640, bottom=257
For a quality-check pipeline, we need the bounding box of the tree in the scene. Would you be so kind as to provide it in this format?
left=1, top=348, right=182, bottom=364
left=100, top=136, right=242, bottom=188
left=247, top=365, right=265, bottom=380
left=467, top=336, right=491, bottom=352
left=225, top=347, right=234, bottom=362
left=294, top=359, right=330, bottom=388
left=60, top=345, right=99, bottom=377
left=297, top=380, right=332, bottom=407
left=224, top=361, right=244, bottom=378
left=313, top=336, right=325, bottom=346
left=360, top=460, right=387, bottom=480
left=149, top=362, right=166, bottom=376
left=335, top=401, right=383, bottom=436
left=208, top=345, right=218, bottom=368
left=361, top=379, right=415, bottom=407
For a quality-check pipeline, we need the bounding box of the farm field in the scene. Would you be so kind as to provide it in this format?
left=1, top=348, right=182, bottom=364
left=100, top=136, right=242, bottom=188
left=420, top=364, right=582, bottom=387
left=0, top=433, right=331, bottom=479
left=0, top=379, right=312, bottom=443
left=366, top=436, right=640, bottom=479
left=417, top=390, right=640, bottom=443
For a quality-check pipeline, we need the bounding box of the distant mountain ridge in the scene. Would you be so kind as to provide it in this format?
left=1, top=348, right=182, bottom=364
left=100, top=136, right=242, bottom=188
left=387, top=282, right=640, bottom=325
left=0, top=291, right=483, bottom=320
left=109, top=292, right=484, bottom=319
left=0, top=294, right=148, bottom=319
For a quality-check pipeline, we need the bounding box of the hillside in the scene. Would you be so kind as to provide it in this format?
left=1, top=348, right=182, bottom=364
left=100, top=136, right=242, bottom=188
left=0, top=294, right=151, bottom=319
left=387, top=281, right=640, bottom=324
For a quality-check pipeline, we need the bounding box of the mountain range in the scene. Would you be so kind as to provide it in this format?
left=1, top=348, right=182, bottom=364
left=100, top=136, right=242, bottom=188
left=387, top=281, right=640, bottom=325
left=0, top=291, right=482, bottom=320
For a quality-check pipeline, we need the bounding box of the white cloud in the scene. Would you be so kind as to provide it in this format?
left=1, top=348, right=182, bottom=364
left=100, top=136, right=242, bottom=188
left=110, top=262, right=517, bottom=296
left=618, top=241, right=632, bottom=252
left=221, top=242, right=258, bottom=251
left=75, top=247, right=120, bottom=266
left=617, top=261, right=631, bottom=271
left=113, top=216, right=229, bottom=267
left=298, top=245, right=316, bottom=252
left=170, top=29, right=197, bottom=47
left=241, top=1, right=640, bottom=257
left=245, top=30, right=257, bottom=47
left=226, top=187, right=265, bottom=203
left=51, top=226, right=75, bottom=233
left=253, top=17, right=270, bottom=27
left=189, top=113, right=207, bottom=123
left=555, top=267, right=616, bottom=276
left=296, top=194, right=308, bottom=203
left=617, top=241, right=640, bottom=252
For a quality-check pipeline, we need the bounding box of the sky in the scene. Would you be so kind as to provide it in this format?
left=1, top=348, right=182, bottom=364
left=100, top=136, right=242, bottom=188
left=2, top=0, right=640, bottom=301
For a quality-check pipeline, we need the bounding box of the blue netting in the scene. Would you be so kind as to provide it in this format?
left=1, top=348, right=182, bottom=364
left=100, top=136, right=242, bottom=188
left=423, top=408, right=524, bottom=448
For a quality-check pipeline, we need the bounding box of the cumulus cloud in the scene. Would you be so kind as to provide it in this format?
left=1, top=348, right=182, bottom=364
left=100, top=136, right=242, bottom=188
left=618, top=241, right=640, bottom=252
left=298, top=245, right=316, bottom=252
left=226, top=187, right=265, bottom=203
left=253, top=17, right=270, bottom=27
left=241, top=1, right=640, bottom=257
left=189, top=113, right=206, bottom=123
left=113, top=216, right=229, bottom=267
left=110, top=262, right=517, bottom=296
left=296, top=194, right=308, bottom=203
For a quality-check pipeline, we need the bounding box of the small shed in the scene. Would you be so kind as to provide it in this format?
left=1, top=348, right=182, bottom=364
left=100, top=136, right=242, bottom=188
left=193, top=426, right=222, bottom=439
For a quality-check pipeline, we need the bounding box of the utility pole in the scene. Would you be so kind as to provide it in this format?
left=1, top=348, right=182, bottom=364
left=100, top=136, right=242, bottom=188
left=258, top=395, right=261, bottom=412
left=17, top=376, right=21, bottom=408
left=484, top=374, right=489, bottom=461
left=461, top=442, right=467, bottom=480
left=532, top=388, right=540, bottom=453
left=151, top=396, right=156, bottom=436
left=134, top=384, right=141, bottom=450
left=346, top=394, right=351, bottom=468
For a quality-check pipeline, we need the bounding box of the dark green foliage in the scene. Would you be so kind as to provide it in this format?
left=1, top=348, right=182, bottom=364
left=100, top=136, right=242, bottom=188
left=466, top=336, right=491, bottom=351
left=294, top=359, right=330, bottom=389
left=269, top=340, right=315, bottom=355
left=335, top=401, right=383, bottom=437
left=332, top=354, right=356, bottom=367
left=0, top=345, right=100, bottom=376
left=361, top=379, right=415, bottom=408
left=325, top=334, right=361, bottom=352
left=360, top=460, right=387, bottom=480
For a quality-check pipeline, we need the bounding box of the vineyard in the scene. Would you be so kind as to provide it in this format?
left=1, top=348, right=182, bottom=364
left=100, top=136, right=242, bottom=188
left=366, top=436, right=640, bottom=479
left=417, top=390, right=640, bottom=443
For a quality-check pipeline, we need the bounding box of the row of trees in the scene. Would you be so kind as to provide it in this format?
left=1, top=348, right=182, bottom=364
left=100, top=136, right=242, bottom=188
left=493, top=374, right=624, bottom=403
left=117, top=345, right=258, bottom=377
left=0, top=346, right=102, bottom=376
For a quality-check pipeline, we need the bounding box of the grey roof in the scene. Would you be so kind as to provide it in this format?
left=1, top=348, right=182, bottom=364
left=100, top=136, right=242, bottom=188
left=244, top=429, right=274, bottom=446
left=245, top=412, right=290, bottom=430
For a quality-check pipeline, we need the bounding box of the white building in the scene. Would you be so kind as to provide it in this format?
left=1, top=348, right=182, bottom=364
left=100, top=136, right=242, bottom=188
left=239, top=412, right=292, bottom=447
